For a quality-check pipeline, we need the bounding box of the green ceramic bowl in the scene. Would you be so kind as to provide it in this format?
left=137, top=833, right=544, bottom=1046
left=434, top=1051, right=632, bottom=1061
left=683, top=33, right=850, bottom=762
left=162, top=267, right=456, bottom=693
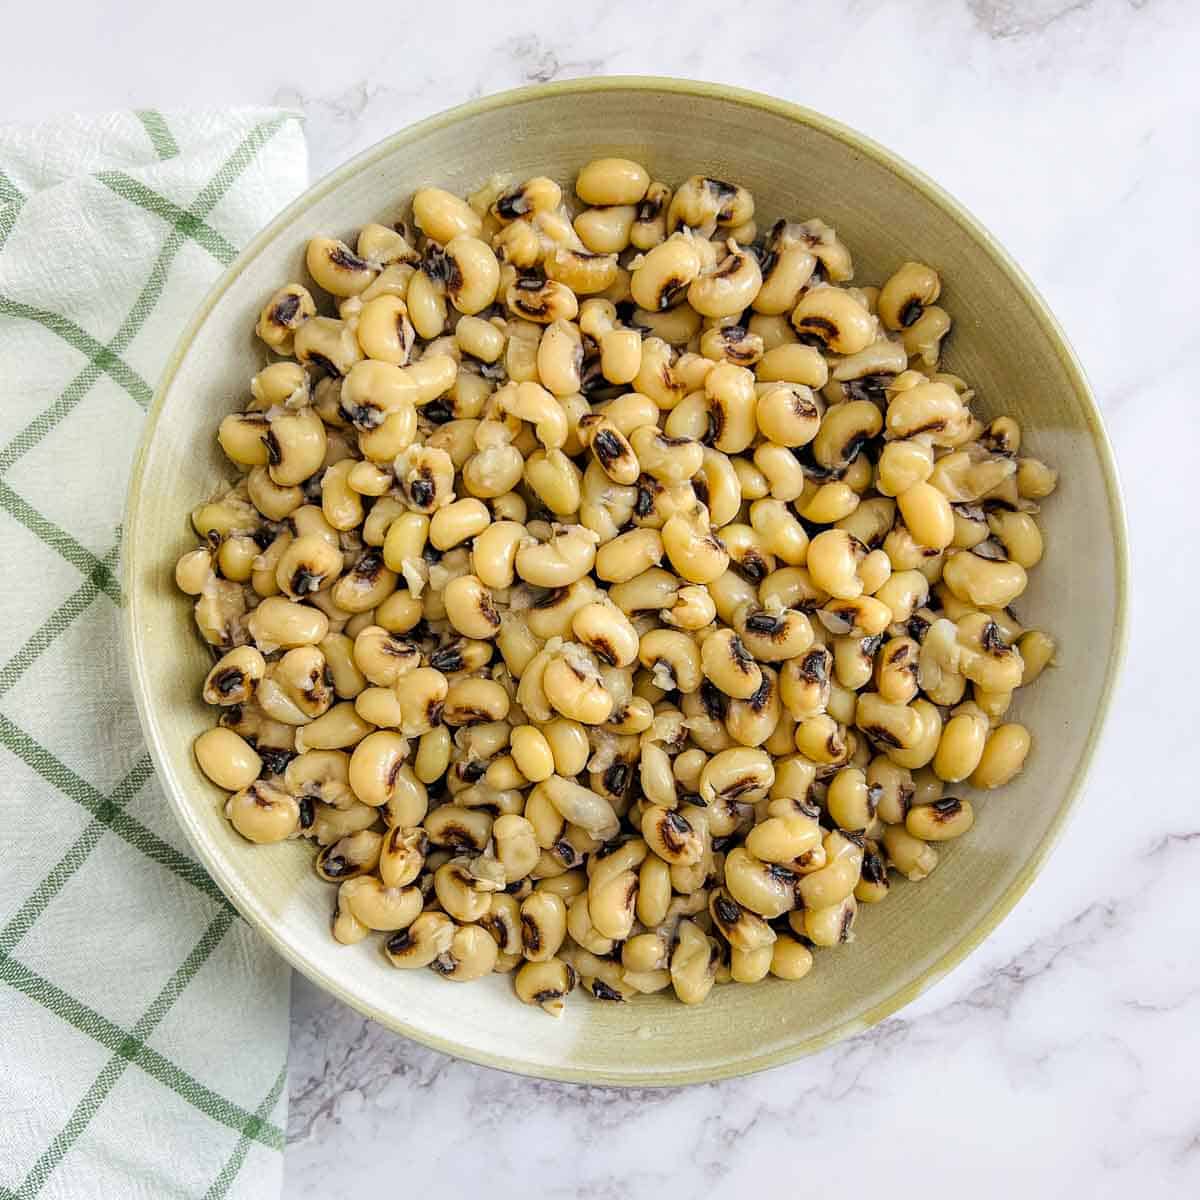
left=124, top=78, right=1128, bottom=1085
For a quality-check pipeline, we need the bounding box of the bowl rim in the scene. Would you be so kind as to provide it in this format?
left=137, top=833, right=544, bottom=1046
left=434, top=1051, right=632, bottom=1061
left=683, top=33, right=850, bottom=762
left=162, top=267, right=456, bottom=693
left=123, top=75, right=1130, bottom=1087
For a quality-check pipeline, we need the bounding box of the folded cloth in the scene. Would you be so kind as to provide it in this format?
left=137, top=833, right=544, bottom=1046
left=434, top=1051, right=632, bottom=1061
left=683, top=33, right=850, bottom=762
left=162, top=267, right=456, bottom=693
left=0, top=108, right=307, bottom=1200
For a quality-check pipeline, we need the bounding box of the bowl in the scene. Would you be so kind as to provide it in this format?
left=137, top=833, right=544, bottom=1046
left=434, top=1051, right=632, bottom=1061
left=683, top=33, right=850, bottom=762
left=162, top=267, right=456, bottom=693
left=124, top=77, right=1128, bottom=1085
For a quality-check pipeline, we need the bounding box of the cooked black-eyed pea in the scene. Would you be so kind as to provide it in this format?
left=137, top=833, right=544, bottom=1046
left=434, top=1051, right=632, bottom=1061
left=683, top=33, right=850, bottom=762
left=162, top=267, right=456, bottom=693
left=725, top=667, right=781, bottom=748
left=330, top=548, right=397, bottom=614
left=896, top=481, right=955, bottom=551
left=514, top=526, right=598, bottom=588
left=315, top=829, right=383, bottom=881
left=899, top=304, right=952, bottom=365
left=625, top=856, right=669, bottom=932
left=746, top=500, right=807, bottom=567
left=832, top=634, right=875, bottom=691
left=607, top=566, right=678, bottom=617
left=246, top=467, right=303, bottom=524
left=202, top=646, right=266, bottom=707
left=425, top=499, right=489, bottom=553
left=225, top=780, right=301, bottom=844
left=433, top=924, right=500, bottom=982
left=216, top=410, right=272, bottom=468
left=356, top=222, right=418, bottom=269
left=807, top=529, right=867, bottom=600
left=536, top=774, right=620, bottom=842
left=797, top=479, right=861, bottom=525
left=777, top=646, right=832, bottom=722
left=698, top=746, right=775, bottom=811
left=539, top=647, right=611, bottom=726
left=574, top=412, right=638, bottom=487
left=575, top=157, right=650, bottom=206
left=792, top=713, right=848, bottom=765
left=442, top=678, right=510, bottom=727
left=699, top=322, right=764, bottom=368
left=355, top=293, right=416, bottom=365
left=969, top=722, right=1032, bottom=790
left=479, top=892, right=523, bottom=957
left=1016, top=457, right=1058, bottom=499
left=308, top=797, right=376, bottom=846
left=260, top=405, right=325, bottom=489
left=514, top=957, right=578, bottom=1017
left=826, top=766, right=878, bottom=832
left=905, top=794, right=974, bottom=842
left=877, top=261, right=941, bottom=331
left=791, top=286, right=875, bottom=355
left=660, top=511, right=729, bottom=586
left=876, top=438, right=935, bottom=497
left=540, top=246, right=618, bottom=298
left=882, top=823, right=939, bottom=881
left=491, top=813, right=539, bottom=882
left=987, top=510, right=1044, bottom=568
left=667, top=174, right=754, bottom=231
left=438, top=234, right=499, bottom=315
left=384, top=910, right=456, bottom=969
left=794, top=894, right=858, bottom=947
left=468, top=520, right=524, bottom=590
left=668, top=918, right=719, bottom=1005
left=573, top=203, right=637, bottom=254
left=423, top=804, right=493, bottom=853
left=638, top=628, right=703, bottom=694
left=258, top=646, right=334, bottom=724
left=870, top=635, right=918, bottom=705
left=255, top=282, right=316, bottom=354
left=818, top=595, right=893, bottom=640
left=434, top=857, right=498, bottom=923
left=245, top=596, right=329, bottom=653
left=275, top=534, right=344, bottom=600
left=291, top=701, right=373, bottom=754
left=723, top=846, right=794, bottom=918
left=294, top=315, right=363, bottom=379
left=337, top=876, right=423, bottom=932
left=700, top=628, right=763, bottom=700
left=331, top=897, right=370, bottom=946
left=812, top=399, right=883, bottom=473
left=503, top=274, right=578, bottom=325
left=1017, top=630, right=1056, bottom=685
left=709, top=888, right=777, bottom=953
left=440, top=573, right=501, bottom=641
left=941, top=548, right=1027, bottom=609
left=883, top=378, right=964, bottom=442
left=700, top=362, right=755, bottom=454
left=629, top=232, right=704, bottom=311
left=377, top=825, right=428, bottom=889
left=346, top=730, right=409, bottom=810
left=305, top=236, right=377, bottom=297
left=795, top=831, right=863, bottom=911
left=570, top=599, right=640, bottom=668
left=657, top=583, right=715, bottom=632
left=194, top=727, right=261, bottom=792
left=519, top=890, right=567, bottom=962
left=688, top=240, right=763, bottom=318
left=215, top=540, right=259, bottom=591
left=641, top=804, right=704, bottom=866
left=412, top=187, right=482, bottom=244
left=745, top=810, right=822, bottom=867
left=867, top=756, right=915, bottom=825
left=628, top=179, right=671, bottom=249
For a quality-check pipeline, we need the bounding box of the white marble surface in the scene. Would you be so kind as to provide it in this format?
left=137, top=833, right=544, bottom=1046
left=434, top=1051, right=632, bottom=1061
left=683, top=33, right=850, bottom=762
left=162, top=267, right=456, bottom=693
left=7, top=0, right=1198, bottom=1194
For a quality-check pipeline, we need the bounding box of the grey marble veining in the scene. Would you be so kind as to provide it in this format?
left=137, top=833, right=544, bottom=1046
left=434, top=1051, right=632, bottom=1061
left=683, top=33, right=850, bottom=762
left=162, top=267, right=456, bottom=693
left=5, top=0, right=1197, bottom=1194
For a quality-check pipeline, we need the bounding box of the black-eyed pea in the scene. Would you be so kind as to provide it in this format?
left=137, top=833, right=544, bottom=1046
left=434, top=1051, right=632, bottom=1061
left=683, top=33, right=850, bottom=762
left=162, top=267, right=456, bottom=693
left=641, top=804, right=705, bottom=867
left=378, top=825, right=429, bottom=889
left=514, top=957, right=578, bottom=1016
left=668, top=919, right=719, bottom=1005
left=576, top=157, right=650, bottom=206
left=442, top=678, right=510, bottom=727
left=347, top=730, right=411, bottom=810
left=876, top=438, right=935, bottom=497
left=941, top=549, right=1028, bottom=609
left=826, top=766, right=878, bottom=832
left=797, top=480, right=860, bottom=525
left=970, top=723, right=1031, bottom=790
left=520, top=890, right=567, bottom=962
left=434, top=857, right=498, bottom=923
left=424, top=805, right=493, bottom=853
left=813, top=399, right=883, bottom=472
left=352, top=626, right=420, bottom=688
left=571, top=599, right=640, bottom=667
left=796, top=894, right=858, bottom=947
left=699, top=628, right=762, bottom=700
left=897, top=481, right=954, bottom=550
left=384, top=910, right=456, bottom=969
left=688, top=240, right=762, bottom=318
left=906, top=795, right=975, bottom=842
left=194, top=727, right=261, bottom=792
left=791, top=286, right=875, bottom=355
left=638, top=628, right=703, bottom=694
left=515, top=526, right=598, bottom=588
left=225, top=780, right=300, bottom=844
left=245, top=596, right=329, bottom=653
left=434, top=924, right=501, bottom=982
left=661, top=511, right=729, bottom=585
left=1017, top=630, right=1056, bottom=686
left=882, top=823, right=939, bottom=881
left=412, top=187, right=482, bottom=243
left=306, top=236, right=377, bottom=297
left=429, top=499, right=490, bottom=552
left=765, top=935, right=812, bottom=980
left=724, top=667, right=781, bottom=748
left=256, top=283, right=316, bottom=354
left=202, top=646, right=267, bottom=706
left=806, top=529, right=868, bottom=600
left=778, top=646, right=833, bottom=721
left=469, top=520, right=525, bottom=590
left=315, top=828, right=383, bottom=881
left=294, top=315, right=363, bottom=378
left=356, top=294, right=416, bottom=365
left=818, top=596, right=893, bottom=640
left=338, top=876, right=423, bottom=932
left=987, top=510, right=1044, bottom=568
left=878, top=261, right=941, bottom=331
left=441, top=574, right=501, bottom=641
left=1016, top=457, right=1058, bottom=499
left=793, top=713, right=848, bottom=765
left=351, top=683, right=399, bottom=730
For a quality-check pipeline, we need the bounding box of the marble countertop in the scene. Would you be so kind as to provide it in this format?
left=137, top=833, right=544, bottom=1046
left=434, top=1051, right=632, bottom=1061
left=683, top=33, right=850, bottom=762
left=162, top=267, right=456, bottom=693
left=8, top=0, right=1197, bottom=1194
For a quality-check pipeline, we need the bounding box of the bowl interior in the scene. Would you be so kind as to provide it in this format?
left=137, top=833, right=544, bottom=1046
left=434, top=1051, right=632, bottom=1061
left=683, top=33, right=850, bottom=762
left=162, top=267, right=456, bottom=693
left=125, top=80, right=1125, bottom=1084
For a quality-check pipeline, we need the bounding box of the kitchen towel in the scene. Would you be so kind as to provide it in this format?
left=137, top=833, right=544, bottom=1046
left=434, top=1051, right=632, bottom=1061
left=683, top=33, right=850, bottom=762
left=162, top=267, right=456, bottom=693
left=0, top=108, right=307, bottom=1200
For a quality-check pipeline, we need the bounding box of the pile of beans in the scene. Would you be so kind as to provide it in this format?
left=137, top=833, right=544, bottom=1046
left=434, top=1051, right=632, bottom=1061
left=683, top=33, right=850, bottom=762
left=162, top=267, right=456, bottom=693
left=177, top=157, right=1057, bottom=1013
